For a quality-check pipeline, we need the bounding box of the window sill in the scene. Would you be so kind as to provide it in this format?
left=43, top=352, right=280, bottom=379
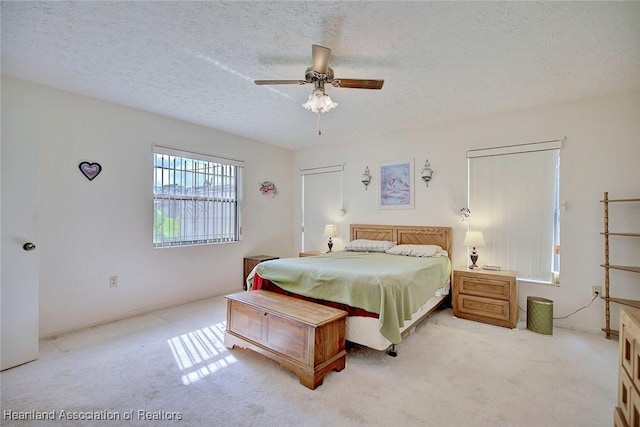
left=517, top=277, right=560, bottom=287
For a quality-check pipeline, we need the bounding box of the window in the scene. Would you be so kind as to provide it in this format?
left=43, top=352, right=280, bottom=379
left=153, top=146, right=243, bottom=248
left=300, top=164, right=344, bottom=252
left=467, top=140, right=562, bottom=283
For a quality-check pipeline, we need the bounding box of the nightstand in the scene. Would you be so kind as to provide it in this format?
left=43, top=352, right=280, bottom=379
left=243, top=255, right=278, bottom=290
left=453, top=267, right=518, bottom=328
left=299, top=251, right=322, bottom=257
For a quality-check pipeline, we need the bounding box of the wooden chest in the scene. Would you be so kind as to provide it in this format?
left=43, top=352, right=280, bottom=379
left=224, top=290, right=347, bottom=389
left=616, top=308, right=640, bottom=426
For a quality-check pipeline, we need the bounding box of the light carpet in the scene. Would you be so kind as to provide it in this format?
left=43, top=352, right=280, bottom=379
left=50, top=314, right=169, bottom=353
left=1, top=295, right=619, bottom=427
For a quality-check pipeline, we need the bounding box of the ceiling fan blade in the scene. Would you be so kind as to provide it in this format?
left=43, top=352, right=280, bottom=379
left=332, top=79, right=384, bottom=90
left=254, top=80, right=307, bottom=85
left=311, top=44, right=331, bottom=74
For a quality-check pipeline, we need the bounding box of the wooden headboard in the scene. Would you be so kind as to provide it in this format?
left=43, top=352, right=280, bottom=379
left=350, top=224, right=452, bottom=255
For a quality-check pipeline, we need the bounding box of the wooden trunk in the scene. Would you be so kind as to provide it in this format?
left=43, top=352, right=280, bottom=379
left=224, top=290, right=347, bottom=389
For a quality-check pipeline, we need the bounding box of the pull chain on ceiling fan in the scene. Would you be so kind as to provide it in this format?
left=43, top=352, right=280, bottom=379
left=254, top=44, right=384, bottom=135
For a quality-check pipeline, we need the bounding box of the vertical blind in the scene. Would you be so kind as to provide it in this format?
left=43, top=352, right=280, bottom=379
left=153, top=146, right=243, bottom=248
left=300, top=164, right=344, bottom=252
left=468, top=140, right=561, bottom=282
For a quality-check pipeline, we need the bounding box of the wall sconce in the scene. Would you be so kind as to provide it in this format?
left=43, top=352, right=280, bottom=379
left=361, top=166, right=371, bottom=190
left=420, top=160, right=434, bottom=187
left=460, top=208, right=471, bottom=223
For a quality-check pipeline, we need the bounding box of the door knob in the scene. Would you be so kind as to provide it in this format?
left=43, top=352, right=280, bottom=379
left=23, top=242, right=36, bottom=251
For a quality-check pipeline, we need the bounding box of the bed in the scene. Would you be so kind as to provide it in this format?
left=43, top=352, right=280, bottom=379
left=247, top=224, right=452, bottom=353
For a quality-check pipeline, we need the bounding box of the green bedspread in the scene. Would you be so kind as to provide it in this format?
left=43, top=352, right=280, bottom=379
left=254, top=251, right=451, bottom=344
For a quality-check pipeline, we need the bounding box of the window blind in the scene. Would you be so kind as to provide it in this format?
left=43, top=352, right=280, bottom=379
left=153, top=146, right=243, bottom=248
left=468, top=140, right=561, bottom=282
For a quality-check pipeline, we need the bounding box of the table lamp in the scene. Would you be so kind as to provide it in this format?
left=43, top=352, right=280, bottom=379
left=324, top=224, right=337, bottom=252
left=463, top=230, right=485, bottom=269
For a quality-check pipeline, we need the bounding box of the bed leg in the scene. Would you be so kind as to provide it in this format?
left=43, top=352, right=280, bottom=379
left=386, top=344, right=398, bottom=357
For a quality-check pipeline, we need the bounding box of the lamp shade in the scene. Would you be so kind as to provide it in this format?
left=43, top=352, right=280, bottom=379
left=463, top=230, right=485, bottom=248
left=323, top=224, right=337, bottom=238
left=302, top=89, right=338, bottom=113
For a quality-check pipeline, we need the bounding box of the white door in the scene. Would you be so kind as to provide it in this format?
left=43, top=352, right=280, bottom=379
left=1, top=102, right=40, bottom=371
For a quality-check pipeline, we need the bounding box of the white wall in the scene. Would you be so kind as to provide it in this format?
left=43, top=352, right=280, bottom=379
left=294, top=90, right=640, bottom=334
left=2, top=76, right=294, bottom=338
left=3, top=74, right=637, bottom=337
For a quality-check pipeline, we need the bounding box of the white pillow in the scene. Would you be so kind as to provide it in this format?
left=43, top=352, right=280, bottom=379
left=385, top=244, right=444, bottom=257
left=344, top=239, right=397, bottom=253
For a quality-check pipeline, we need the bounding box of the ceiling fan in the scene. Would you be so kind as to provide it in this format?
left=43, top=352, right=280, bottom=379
left=254, top=44, right=384, bottom=114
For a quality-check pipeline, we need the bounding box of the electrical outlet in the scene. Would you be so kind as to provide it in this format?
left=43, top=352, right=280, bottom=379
left=592, top=285, right=602, bottom=298
left=109, top=276, right=118, bottom=288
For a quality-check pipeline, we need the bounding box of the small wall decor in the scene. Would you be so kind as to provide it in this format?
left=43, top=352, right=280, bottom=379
left=460, top=208, right=471, bottom=223
left=378, top=159, right=414, bottom=209
left=259, top=181, right=278, bottom=197
left=78, top=161, right=102, bottom=181
left=420, top=159, right=434, bottom=187
left=361, top=166, right=372, bottom=190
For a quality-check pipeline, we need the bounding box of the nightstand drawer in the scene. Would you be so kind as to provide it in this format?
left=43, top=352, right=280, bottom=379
left=455, top=293, right=511, bottom=324
left=299, top=251, right=321, bottom=257
left=453, top=268, right=518, bottom=328
left=243, top=255, right=278, bottom=290
left=456, top=275, right=511, bottom=300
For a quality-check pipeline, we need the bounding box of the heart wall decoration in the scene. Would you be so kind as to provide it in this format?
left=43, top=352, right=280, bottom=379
left=78, top=161, right=102, bottom=181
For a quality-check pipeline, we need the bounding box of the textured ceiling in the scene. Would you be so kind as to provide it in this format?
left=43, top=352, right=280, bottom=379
left=2, top=1, right=639, bottom=150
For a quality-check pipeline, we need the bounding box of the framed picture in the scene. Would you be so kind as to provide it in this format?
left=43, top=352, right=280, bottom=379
left=378, top=159, right=414, bottom=209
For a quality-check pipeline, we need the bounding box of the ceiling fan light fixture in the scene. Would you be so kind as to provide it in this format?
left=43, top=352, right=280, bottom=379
left=302, top=89, right=338, bottom=113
